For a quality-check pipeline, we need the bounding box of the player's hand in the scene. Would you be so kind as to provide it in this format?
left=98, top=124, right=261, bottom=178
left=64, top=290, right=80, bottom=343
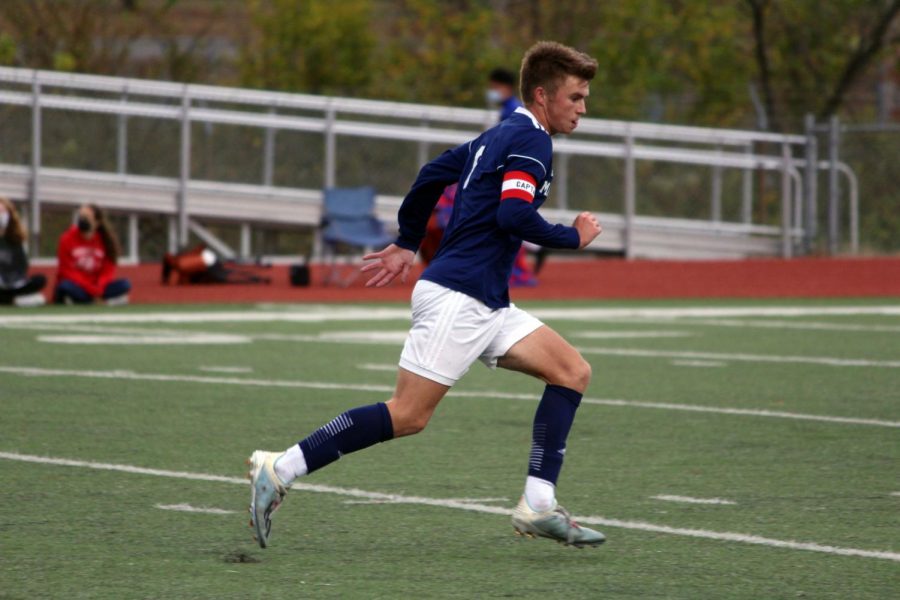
left=573, top=211, right=602, bottom=249
left=361, top=244, right=415, bottom=287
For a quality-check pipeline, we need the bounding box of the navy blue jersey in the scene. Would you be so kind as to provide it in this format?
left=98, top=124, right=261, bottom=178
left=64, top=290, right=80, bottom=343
left=395, top=107, right=579, bottom=309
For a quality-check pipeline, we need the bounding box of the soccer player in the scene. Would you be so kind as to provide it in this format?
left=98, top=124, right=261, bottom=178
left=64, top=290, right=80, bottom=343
left=248, top=41, right=604, bottom=548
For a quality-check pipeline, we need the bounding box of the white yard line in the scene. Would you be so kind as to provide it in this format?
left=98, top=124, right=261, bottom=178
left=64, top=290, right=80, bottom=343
left=343, top=496, right=509, bottom=506
left=199, top=366, right=254, bottom=374
left=576, top=397, right=900, bottom=428
left=24, top=325, right=898, bottom=368
left=671, top=360, right=726, bottom=368
left=0, top=451, right=896, bottom=562
left=155, top=503, right=236, bottom=515
left=890, top=492, right=900, bottom=497
left=357, top=363, right=400, bottom=372
left=531, top=306, right=900, bottom=320
left=1, top=305, right=899, bottom=326
left=652, top=495, right=737, bottom=505
left=574, top=331, right=694, bottom=339
left=2, top=365, right=897, bottom=428
left=255, top=331, right=409, bottom=344
left=38, top=334, right=251, bottom=345
left=578, top=347, right=900, bottom=368
left=671, top=318, right=900, bottom=333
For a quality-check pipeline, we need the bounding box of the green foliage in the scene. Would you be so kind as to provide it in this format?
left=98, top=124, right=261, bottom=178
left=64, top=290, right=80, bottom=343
left=0, top=33, right=15, bottom=65
left=371, top=0, right=503, bottom=105
left=240, top=0, right=376, bottom=95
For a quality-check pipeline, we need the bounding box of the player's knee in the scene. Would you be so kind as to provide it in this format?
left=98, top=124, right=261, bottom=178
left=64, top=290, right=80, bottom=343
left=559, top=357, right=591, bottom=392
left=389, top=406, right=431, bottom=437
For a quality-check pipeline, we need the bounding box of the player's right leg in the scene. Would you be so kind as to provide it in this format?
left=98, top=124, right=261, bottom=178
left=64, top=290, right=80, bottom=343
left=247, top=368, right=448, bottom=548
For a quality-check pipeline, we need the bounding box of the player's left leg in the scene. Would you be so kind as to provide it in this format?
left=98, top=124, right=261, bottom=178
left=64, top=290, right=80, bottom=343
left=246, top=368, right=449, bottom=547
left=491, top=321, right=605, bottom=546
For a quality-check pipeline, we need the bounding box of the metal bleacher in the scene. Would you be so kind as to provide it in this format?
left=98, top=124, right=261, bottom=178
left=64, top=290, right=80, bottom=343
left=0, top=67, right=859, bottom=261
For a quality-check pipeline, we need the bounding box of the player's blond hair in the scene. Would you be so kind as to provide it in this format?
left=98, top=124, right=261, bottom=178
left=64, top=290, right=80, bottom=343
left=519, top=41, right=598, bottom=104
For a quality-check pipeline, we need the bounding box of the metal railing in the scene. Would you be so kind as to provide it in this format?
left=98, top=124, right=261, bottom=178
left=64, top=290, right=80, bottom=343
left=0, top=67, right=860, bottom=259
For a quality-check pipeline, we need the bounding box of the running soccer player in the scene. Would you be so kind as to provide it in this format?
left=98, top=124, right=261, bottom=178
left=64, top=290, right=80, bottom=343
left=247, top=41, right=604, bottom=548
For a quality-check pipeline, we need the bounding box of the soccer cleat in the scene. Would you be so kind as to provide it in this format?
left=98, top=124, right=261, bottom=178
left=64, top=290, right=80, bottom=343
left=246, top=450, right=290, bottom=549
left=511, top=496, right=605, bottom=548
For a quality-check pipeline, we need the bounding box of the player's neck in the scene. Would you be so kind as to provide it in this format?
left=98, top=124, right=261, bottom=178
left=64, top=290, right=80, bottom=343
left=523, top=103, right=554, bottom=135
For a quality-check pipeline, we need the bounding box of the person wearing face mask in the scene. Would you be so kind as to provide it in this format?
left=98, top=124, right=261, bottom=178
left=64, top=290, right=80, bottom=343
left=486, top=67, right=523, bottom=122
left=54, top=204, right=131, bottom=305
left=0, top=197, right=47, bottom=306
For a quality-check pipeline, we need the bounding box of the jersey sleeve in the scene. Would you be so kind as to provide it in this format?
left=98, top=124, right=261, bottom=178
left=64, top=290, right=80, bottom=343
left=395, top=142, right=471, bottom=252
left=496, top=200, right=580, bottom=249
left=495, top=131, right=579, bottom=249
left=502, top=129, right=552, bottom=193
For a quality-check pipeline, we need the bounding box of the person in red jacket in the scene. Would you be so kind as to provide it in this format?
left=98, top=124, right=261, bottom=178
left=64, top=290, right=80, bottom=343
left=54, top=204, right=131, bottom=304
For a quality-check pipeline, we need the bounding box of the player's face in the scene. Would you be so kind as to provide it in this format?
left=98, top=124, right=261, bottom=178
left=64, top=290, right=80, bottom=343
left=546, top=76, right=589, bottom=135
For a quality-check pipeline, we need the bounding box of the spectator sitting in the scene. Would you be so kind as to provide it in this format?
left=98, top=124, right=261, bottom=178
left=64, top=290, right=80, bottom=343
left=0, top=197, right=46, bottom=306
left=54, top=204, right=131, bottom=305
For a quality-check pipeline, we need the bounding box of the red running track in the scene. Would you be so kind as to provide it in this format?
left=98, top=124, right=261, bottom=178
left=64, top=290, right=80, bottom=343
left=28, top=257, right=900, bottom=305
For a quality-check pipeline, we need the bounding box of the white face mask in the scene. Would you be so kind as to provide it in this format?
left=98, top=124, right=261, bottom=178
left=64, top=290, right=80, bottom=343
left=0, top=210, right=9, bottom=233
left=485, top=89, right=504, bottom=105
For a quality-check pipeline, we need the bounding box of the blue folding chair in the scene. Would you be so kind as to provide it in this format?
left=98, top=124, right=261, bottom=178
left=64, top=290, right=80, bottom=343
left=320, top=187, right=394, bottom=286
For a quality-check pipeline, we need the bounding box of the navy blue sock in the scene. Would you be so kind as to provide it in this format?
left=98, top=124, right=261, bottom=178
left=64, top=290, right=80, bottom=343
left=527, top=384, right=582, bottom=485
left=298, top=403, right=394, bottom=474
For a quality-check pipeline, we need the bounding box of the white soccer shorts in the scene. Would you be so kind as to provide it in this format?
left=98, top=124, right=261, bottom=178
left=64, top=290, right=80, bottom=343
left=398, top=279, right=544, bottom=386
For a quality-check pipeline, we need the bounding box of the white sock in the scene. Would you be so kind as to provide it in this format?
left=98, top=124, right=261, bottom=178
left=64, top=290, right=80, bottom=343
left=274, top=444, right=308, bottom=484
left=524, top=476, right=556, bottom=512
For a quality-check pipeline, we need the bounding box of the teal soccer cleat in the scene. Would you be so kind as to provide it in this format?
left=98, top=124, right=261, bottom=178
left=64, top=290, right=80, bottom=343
left=511, top=496, right=605, bottom=548
left=246, top=450, right=290, bottom=548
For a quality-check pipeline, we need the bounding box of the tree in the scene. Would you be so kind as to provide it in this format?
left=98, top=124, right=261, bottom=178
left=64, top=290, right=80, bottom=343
left=745, top=0, right=900, bottom=130
left=0, top=0, right=223, bottom=81
left=239, top=0, right=375, bottom=95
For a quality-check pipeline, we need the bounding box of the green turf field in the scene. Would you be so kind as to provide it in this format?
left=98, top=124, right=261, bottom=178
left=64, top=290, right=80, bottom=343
left=1, top=299, right=898, bottom=599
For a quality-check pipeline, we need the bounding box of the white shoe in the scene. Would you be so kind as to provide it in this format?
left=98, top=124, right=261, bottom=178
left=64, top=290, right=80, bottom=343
left=13, top=292, right=46, bottom=307
left=511, top=496, right=605, bottom=547
left=104, top=294, right=129, bottom=306
left=246, top=450, right=290, bottom=548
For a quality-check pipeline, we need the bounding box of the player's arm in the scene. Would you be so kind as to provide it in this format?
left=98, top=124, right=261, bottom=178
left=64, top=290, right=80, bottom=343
left=495, top=168, right=600, bottom=249
left=394, top=142, right=471, bottom=252
left=362, top=142, right=470, bottom=287
left=498, top=195, right=599, bottom=249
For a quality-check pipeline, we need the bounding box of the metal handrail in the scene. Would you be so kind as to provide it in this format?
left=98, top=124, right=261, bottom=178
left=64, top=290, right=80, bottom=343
left=1, top=66, right=862, bottom=259
left=0, top=66, right=807, bottom=146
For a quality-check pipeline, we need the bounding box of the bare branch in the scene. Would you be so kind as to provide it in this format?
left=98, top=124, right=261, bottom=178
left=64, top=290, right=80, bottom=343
left=818, top=0, right=900, bottom=119
left=745, top=0, right=780, bottom=131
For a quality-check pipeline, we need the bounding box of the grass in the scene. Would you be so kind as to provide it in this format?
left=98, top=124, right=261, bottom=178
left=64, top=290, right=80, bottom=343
left=0, top=298, right=898, bottom=599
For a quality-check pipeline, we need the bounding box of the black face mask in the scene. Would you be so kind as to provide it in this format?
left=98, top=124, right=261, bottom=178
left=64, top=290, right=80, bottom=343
left=76, top=217, right=92, bottom=234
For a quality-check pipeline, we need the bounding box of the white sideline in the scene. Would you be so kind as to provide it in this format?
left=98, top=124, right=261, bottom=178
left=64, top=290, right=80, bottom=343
left=343, top=496, right=509, bottom=506
left=2, top=365, right=898, bottom=428
left=15, top=322, right=899, bottom=369
left=652, top=495, right=737, bottom=505
left=155, top=503, right=236, bottom=515
left=38, top=334, right=250, bottom=345
left=357, top=363, right=400, bottom=372
left=671, top=360, right=726, bottom=368
left=574, top=331, right=694, bottom=339
left=0, top=451, right=897, bottom=562
left=1, top=304, right=900, bottom=326
left=199, top=366, right=254, bottom=374
left=668, top=318, right=900, bottom=333
left=578, top=347, right=900, bottom=368
left=26, top=327, right=900, bottom=367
